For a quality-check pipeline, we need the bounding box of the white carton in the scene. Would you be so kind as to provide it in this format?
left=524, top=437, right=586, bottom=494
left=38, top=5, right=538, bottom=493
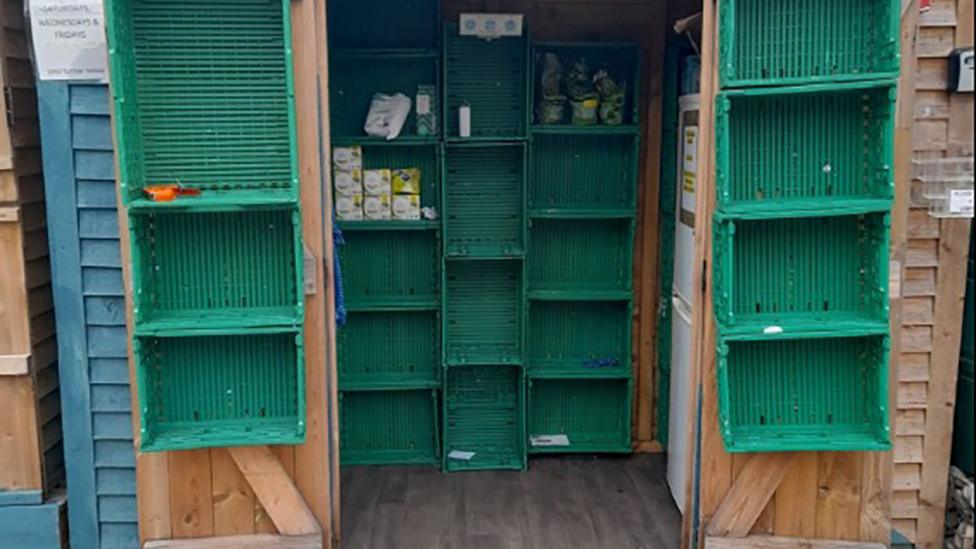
left=333, top=146, right=362, bottom=171
left=336, top=194, right=363, bottom=221
left=333, top=169, right=362, bottom=197
left=363, top=169, right=392, bottom=196
left=392, top=194, right=421, bottom=220
left=364, top=193, right=391, bottom=220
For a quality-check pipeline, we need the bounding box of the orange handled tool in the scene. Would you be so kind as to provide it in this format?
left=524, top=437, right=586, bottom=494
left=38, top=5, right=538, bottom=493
left=143, top=184, right=202, bottom=202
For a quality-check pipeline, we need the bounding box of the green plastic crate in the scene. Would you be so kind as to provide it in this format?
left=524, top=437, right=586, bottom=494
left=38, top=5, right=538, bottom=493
left=443, top=23, right=529, bottom=140
left=105, top=0, right=299, bottom=205
left=719, top=0, right=899, bottom=88
left=529, top=133, right=639, bottom=215
left=129, top=209, right=304, bottom=335
left=339, top=389, right=439, bottom=466
left=527, top=300, right=631, bottom=378
left=444, top=365, right=526, bottom=471
left=135, top=331, right=305, bottom=452
left=531, top=42, right=640, bottom=127
left=329, top=52, right=439, bottom=139
left=444, top=259, right=524, bottom=365
left=338, top=310, right=440, bottom=389
left=717, top=335, right=890, bottom=452
left=528, top=218, right=633, bottom=298
left=716, top=82, right=896, bottom=218
left=339, top=229, right=440, bottom=310
left=713, top=213, right=890, bottom=338
left=327, top=0, right=438, bottom=50
left=527, top=378, right=630, bottom=453
left=444, top=143, right=526, bottom=258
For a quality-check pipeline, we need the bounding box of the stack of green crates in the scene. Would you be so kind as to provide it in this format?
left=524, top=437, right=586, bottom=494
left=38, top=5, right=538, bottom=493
left=329, top=0, right=442, bottom=466
left=525, top=43, right=641, bottom=454
left=106, top=0, right=305, bottom=451
left=713, top=0, right=899, bottom=452
left=442, top=23, right=531, bottom=472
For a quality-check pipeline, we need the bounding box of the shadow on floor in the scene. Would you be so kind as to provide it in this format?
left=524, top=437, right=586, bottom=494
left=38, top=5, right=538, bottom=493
left=341, top=454, right=682, bottom=549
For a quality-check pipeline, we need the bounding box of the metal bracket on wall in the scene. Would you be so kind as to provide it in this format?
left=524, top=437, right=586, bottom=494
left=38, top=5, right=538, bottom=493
left=304, top=245, right=317, bottom=295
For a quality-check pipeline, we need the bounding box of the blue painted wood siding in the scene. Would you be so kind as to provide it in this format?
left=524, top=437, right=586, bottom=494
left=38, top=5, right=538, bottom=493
left=40, top=82, right=138, bottom=549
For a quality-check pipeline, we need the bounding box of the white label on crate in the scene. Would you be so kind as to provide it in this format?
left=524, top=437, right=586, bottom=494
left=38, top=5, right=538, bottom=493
left=30, top=0, right=108, bottom=81
left=949, top=189, right=975, bottom=215
left=417, top=94, right=431, bottom=115
left=448, top=450, right=476, bottom=461
left=529, top=435, right=571, bottom=447
left=762, top=326, right=784, bottom=335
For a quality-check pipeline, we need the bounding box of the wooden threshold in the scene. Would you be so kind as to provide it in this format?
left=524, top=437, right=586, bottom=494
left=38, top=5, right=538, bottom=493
left=706, top=535, right=886, bottom=549
left=145, top=534, right=321, bottom=549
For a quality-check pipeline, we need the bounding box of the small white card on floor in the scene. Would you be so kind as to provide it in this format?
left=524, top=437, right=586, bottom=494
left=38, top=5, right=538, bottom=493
left=448, top=450, right=476, bottom=461
left=530, top=435, right=570, bottom=447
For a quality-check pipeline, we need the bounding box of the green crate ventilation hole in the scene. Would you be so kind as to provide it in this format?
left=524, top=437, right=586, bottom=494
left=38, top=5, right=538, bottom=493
left=720, top=0, right=899, bottom=86
left=718, top=336, right=890, bottom=452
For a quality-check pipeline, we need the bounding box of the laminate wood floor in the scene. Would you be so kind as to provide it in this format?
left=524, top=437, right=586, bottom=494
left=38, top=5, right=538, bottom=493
left=340, top=454, right=682, bottom=549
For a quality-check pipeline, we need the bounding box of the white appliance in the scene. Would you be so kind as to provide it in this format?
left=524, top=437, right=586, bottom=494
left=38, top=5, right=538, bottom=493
left=672, top=94, right=700, bottom=304
left=667, top=296, right=693, bottom=512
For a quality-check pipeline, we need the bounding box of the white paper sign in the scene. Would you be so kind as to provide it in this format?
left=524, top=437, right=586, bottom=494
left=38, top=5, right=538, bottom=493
left=30, top=0, right=108, bottom=81
left=529, top=435, right=570, bottom=447
left=447, top=450, right=476, bottom=461
left=949, top=189, right=975, bottom=216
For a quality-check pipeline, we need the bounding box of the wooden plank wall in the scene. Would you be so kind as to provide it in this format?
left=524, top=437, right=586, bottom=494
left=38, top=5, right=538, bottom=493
left=121, top=1, right=338, bottom=545
left=693, top=2, right=923, bottom=545
left=894, top=0, right=974, bottom=545
left=0, top=0, right=63, bottom=500
left=442, top=0, right=671, bottom=449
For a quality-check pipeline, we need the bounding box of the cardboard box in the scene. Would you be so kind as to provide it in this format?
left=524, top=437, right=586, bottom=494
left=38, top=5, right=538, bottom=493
left=364, top=193, right=392, bottom=220
left=333, top=146, right=362, bottom=171
left=392, top=168, right=422, bottom=195
left=336, top=194, right=363, bottom=221
left=392, top=194, right=421, bottom=220
left=363, top=169, right=392, bottom=196
left=334, top=169, right=362, bottom=197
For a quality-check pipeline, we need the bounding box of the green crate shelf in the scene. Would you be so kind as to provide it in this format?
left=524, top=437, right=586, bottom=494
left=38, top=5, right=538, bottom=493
left=531, top=42, right=640, bottom=127
left=718, top=335, right=891, bottom=452
left=443, top=143, right=526, bottom=258
left=327, top=0, right=438, bottom=50
left=444, top=259, right=524, bottom=366
left=338, top=221, right=440, bottom=232
left=528, top=218, right=633, bottom=295
left=105, top=0, right=299, bottom=205
left=338, top=310, right=440, bottom=389
left=329, top=53, right=439, bottom=140
left=529, top=132, right=638, bottom=212
left=444, top=365, right=526, bottom=471
left=716, top=81, right=896, bottom=216
left=443, top=23, right=529, bottom=140
left=530, top=125, right=640, bottom=136
left=339, top=389, right=439, bottom=466
left=527, top=378, right=630, bottom=453
left=129, top=209, right=303, bottom=333
left=527, top=300, right=631, bottom=379
left=135, top=332, right=304, bottom=452
left=127, top=189, right=298, bottom=213
left=713, top=213, right=890, bottom=332
left=719, top=0, right=899, bottom=88
left=339, top=228, right=440, bottom=307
